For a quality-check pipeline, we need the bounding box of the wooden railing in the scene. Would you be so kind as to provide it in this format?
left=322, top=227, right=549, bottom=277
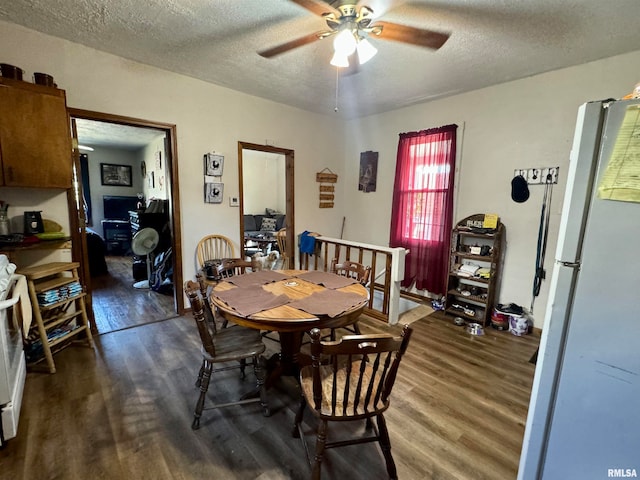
left=298, top=235, right=406, bottom=325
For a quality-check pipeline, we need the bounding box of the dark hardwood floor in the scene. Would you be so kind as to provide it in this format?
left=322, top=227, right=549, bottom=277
left=90, top=255, right=176, bottom=334
left=1, top=312, right=539, bottom=479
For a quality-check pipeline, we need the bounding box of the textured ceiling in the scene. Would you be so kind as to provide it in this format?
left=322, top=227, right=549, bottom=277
left=75, top=119, right=165, bottom=150
left=2, top=0, right=640, bottom=119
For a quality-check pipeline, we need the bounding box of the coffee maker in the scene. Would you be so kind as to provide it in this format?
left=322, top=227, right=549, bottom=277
left=23, top=211, right=44, bottom=235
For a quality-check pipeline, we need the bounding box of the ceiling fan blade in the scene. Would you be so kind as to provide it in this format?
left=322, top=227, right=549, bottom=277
left=372, top=21, right=450, bottom=50
left=289, top=0, right=340, bottom=17
left=258, top=31, right=327, bottom=58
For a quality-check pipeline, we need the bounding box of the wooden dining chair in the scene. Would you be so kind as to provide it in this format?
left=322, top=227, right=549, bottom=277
left=199, top=258, right=259, bottom=330
left=196, top=234, right=236, bottom=287
left=195, top=272, right=219, bottom=330
left=331, top=258, right=371, bottom=284
left=216, top=257, right=260, bottom=279
left=213, top=258, right=280, bottom=342
left=276, top=228, right=290, bottom=269
left=330, top=258, right=371, bottom=337
left=184, top=280, right=269, bottom=430
left=293, top=325, right=413, bottom=480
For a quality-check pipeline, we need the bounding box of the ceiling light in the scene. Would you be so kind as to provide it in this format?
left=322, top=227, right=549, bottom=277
left=356, top=38, right=377, bottom=64
left=78, top=145, right=94, bottom=151
left=333, top=29, right=357, bottom=57
left=330, top=51, right=350, bottom=68
left=330, top=27, right=378, bottom=67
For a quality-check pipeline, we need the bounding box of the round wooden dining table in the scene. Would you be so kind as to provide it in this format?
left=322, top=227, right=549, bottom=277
left=210, top=269, right=369, bottom=384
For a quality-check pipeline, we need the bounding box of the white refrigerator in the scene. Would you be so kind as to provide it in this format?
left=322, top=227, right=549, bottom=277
left=519, top=98, right=640, bottom=479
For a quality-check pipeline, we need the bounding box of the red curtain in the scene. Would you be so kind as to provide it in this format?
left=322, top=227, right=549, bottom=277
left=389, top=124, right=457, bottom=293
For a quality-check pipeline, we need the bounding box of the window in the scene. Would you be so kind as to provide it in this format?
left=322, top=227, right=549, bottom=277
left=390, top=125, right=457, bottom=293
left=405, top=158, right=451, bottom=241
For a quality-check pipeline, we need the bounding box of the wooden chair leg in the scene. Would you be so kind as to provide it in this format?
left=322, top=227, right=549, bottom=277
left=192, top=360, right=212, bottom=430
left=376, top=414, right=398, bottom=480
left=351, top=321, right=361, bottom=335
left=292, top=395, right=306, bottom=438
left=254, top=356, right=270, bottom=417
left=239, top=358, right=247, bottom=378
left=312, top=419, right=328, bottom=480
left=195, top=359, right=205, bottom=387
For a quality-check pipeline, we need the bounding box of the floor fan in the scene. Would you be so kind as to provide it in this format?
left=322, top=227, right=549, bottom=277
left=131, top=227, right=160, bottom=289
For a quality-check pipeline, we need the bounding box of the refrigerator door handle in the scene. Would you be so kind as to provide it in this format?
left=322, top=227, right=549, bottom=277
left=558, top=260, right=580, bottom=268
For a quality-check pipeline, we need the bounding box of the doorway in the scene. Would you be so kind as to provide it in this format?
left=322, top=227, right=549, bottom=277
left=69, top=109, right=184, bottom=334
left=238, top=142, right=295, bottom=265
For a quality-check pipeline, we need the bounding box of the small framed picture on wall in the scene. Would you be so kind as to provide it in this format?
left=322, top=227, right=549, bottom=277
left=358, top=151, right=378, bottom=193
left=204, top=182, right=224, bottom=204
left=204, top=153, right=224, bottom=176
left=100, top=163, right=132, bottom=186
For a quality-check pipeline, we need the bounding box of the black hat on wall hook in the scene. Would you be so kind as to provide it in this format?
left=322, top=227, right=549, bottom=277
left=511, top=175, right=530, bottom=203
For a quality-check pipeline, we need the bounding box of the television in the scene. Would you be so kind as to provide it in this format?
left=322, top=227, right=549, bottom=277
left=103, top=195, right=139, bottom=220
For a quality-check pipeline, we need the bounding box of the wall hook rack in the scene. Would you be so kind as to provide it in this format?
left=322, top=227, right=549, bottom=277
left=514, top=167, right=559, bottom=185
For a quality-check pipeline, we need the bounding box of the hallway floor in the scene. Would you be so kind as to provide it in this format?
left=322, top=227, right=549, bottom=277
left=90, top=255, right=176, bottom=334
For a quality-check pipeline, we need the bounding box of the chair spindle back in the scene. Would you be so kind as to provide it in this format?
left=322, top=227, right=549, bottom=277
left=276, top=228, right=289, bottom=269
left=196, top=234, right=235, bottom=269
left=307, top=325, right=412, bottom=417
left=185, top=280, right=216, bottom=357
left=331, top=259, right=371, bottom=286
left=216, top=258, right=257, bottom=279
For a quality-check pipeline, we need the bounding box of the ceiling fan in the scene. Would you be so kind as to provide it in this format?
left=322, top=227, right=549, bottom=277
left=258, top=0, right=450, bottom=67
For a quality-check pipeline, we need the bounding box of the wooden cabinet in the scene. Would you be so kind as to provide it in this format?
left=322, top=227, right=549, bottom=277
left=0, top=77, right=72, bottom=188
left=445, top=214, right=504, bottom=326
left=102, top=219, right=132, bottom=255
left=19, top=262, right=94, bottom=373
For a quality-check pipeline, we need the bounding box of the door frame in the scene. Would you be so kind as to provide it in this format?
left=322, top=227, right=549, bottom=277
left=238, top=142, right=295, bottom=266
left=67, top=108, right=185, bottom=318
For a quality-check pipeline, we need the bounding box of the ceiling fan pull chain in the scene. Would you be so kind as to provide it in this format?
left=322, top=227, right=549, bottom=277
left=334, top=67, right=340, bottom=113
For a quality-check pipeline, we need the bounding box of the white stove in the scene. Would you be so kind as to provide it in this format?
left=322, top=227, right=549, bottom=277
left=0, top=254, right=28, bottom=448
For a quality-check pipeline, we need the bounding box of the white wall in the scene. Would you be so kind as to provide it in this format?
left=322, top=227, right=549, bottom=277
left=85, top=146, right=143, bottom=234
left=343, top=49, right=640, bottom=327
left=0, top=20, right=345, bottom=283
left=242, top=150, right=286, bottom=215
left=142, top=135, right=168, bottom=201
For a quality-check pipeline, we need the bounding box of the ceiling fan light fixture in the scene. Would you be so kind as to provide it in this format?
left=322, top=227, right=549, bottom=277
left=356, top=37, right=377, bottom=64
left=333, top=29, right=357, bottom=57
left=330, top=51, right=350, bottom=68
